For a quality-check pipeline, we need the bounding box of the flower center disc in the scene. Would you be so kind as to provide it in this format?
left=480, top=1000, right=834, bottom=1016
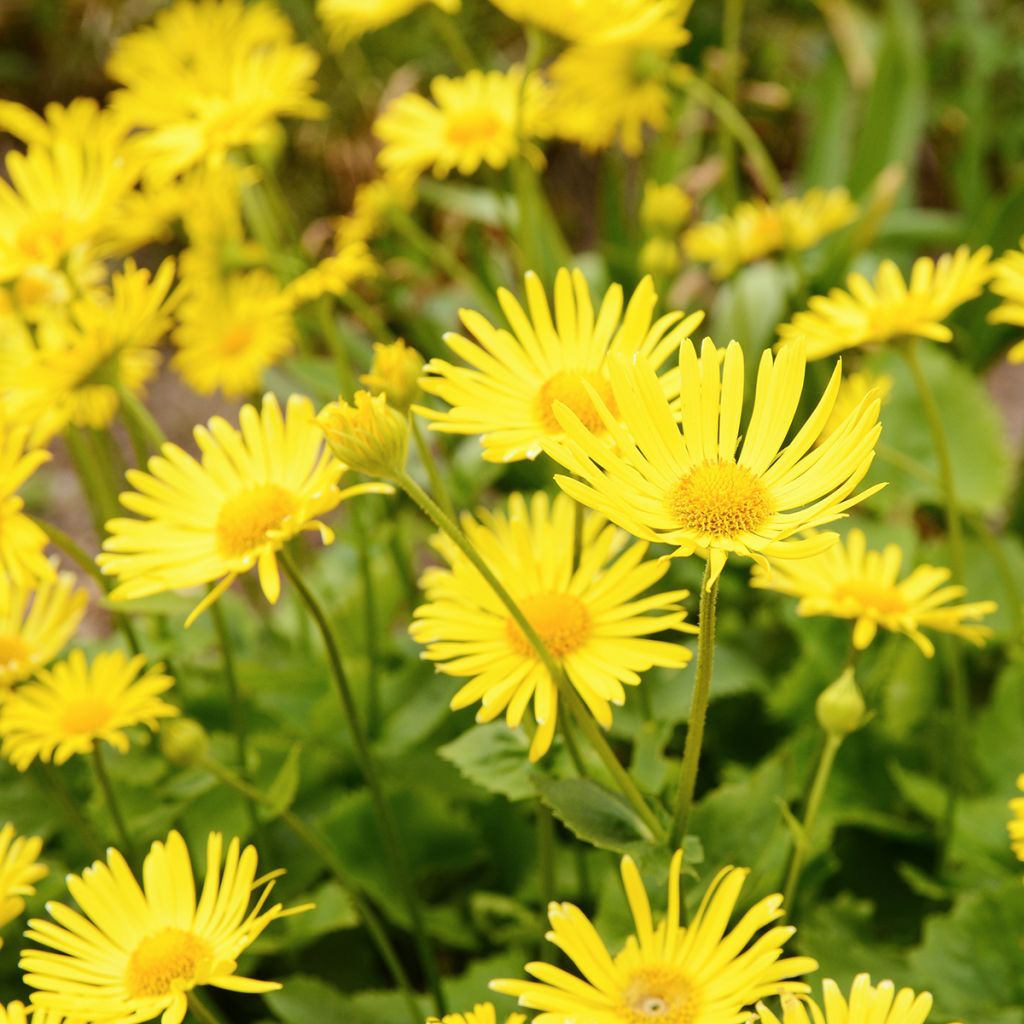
left=536, top=370, right=617, bottom=433
left=0, top=635, right=31, bottom=667
left=126, top=927, right=213, bottom=998
left=59, top=699, right=113, bottom=736
left=216, top=484, right=298, bottom=560
left=834, top=580, right=909, bottom=616
left=506, top=592, right=591, bottom=659
left=622, top=967, right=701, bottom=1024
left=219, top=323, right=255, bottom=356
left=666, top=460, right=773, bottom=538
left=446, top=108, right=505, bottom=146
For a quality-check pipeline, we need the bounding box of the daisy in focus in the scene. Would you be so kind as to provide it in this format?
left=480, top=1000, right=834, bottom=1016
left=1009, top=774, right=1024, bottom=862
left=0, top=649, right=177, bottom=771
left=98, top=393, right=390, bottom=625
left=544, top=338, right=883, bottom=588
left=373, top=67, right=549, bottom=181
left=493, top=850, right=817, bottom=1021
left=0, top=567, right=87, bottom=687
left=21, top=830, right=305, bottom=1024
left=750, top=528, right=996, bottom=657
left=318, top=0, right=460, bottom=47
left=0, top=823, right=47, bottom=941
left=987, top=240, right=1024, bottom=362
left=428, top=1005, right=525, bottom=1024
left=419, top=267, right=704, bottom=462
left=756, top=974, right=934, bottom=1024
left=409, top=491, right=694, bottom=761
left=0, top=423, right=54, bottom=597
left=777, top=246, right=993, bottom=360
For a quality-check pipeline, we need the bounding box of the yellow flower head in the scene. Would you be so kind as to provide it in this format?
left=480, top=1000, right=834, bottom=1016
left=545, top=338, right=883, bottom=589
left=172, top=268, right=296, bottom=397
left=0, top=824, right=47, bottom=941
left=106, top=0, right=327, bottom=182
left=428, top=1005, right=525, bottom=1024
left=819, top=370, right=892, bottom=444
left=0, top=423, right=54, bottom=598
left=318, top=390, right=410, bottom=480
left=99, top=394, right=388, bottom=625
left=641, top=182, right=693, bottom=233
left=493, top=850, right=817, bottom=1020
left=1009, top=774, right=1024, bottom=862
left=756, top=974, right=934, bottom=1024
left=420, top=267, right=704, bottom=463
left=374, top=67, right=549, bottom=181
left=750, top=528, right=997, bottom=657
left=318, top=0, right=460, bottom=47
left=22, top=830, right=305, bottom=1024
left=410, top=492, right=694, bottom=761
left=0, top=649, right=178, bottom=771
left=682, top=188, right=857, bottom=280
left=280, top=240, right=378, bottom=310
left=360, top=338, right=425, bottom=411
left=777, top=246, right=994, bottom=360
left=489, top=0, right=690, bottom=48
left=640, top=236, right=682, bottom=277
left=335, top=176, right=416, bottom=248
left=0, top=566, right=87, bottom=688
left=988, top=241, right=1024, bottom=363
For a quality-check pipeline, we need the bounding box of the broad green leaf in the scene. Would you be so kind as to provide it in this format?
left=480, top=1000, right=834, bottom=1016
left=974, top=658, right=1024, bottom=788
left=264, top=975, right=350, bottom=1022
left=255, top=881, right=359, bottom=954
left=532, top=776, right=656, bottom=851
left=438, top=723, right=535, bottom=801
left=259, top=744, right=303, bottom=822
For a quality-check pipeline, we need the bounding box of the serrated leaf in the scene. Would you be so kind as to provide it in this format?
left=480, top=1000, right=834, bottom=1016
left=438, top=723, right=534, bottom=801
left=532, top=776, right=655, bottom=851
left=260, top=744, right=302, bottom=822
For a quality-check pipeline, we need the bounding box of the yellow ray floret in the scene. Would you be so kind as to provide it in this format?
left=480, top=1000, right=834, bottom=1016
left=420, top=267, right=704, bottom=462
left=410, top=491, right=694, bottom=760
left=756, top=974, right=934, bottom=1024
left=777, top=246, right=993, bottom=359
left=428, top=1004, right=525, bottom=1024
left=318, top=0, right=460, bottom=47
left=988, top=240, right=1024, bottom=362
left=0, top=423, right=54, bottom=599
left=0, top=823, right=48, bottom=943
left=493, top=850, right=817, bottom=1022
left=21, top=830, right=307, bottom=1024
left=544, top=337, right=883, bottom=588
left=750, top=528, right=996, bottom=657
left=1009, top=773, right=1024, bottom=863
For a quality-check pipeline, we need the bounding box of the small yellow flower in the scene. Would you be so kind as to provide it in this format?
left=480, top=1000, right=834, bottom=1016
left=280, top=240, right=378, bottom=309
left=335, top=176, right=417, bottom=248
left=0, top=823, right=48, bottom=943
left=360, top=339, right=425, bottom=411
left=988, top=241, right=1024, bottom=362
left=318, top=0, right=460, bottom=47
left=639, top=236, right=682, bottom=277
left=641, top=181, right=692, bottom=232
left=318, top=390, right=410, bottom=479
left=374, top=67, right=549, bottom=181
left=489, top=0, right=690, bottom=48
left=428, top=1004, right=525, bottom=1024
left=1009, top=774, right=1024, bottom=862
left=756, top=974, right=934, bottom=1024
left=0, top=423, right=54, bottom=599
left=777, top=246, right=994, bottom=360
left=750, top=528, right=997, bottom=657
left=410, top=492, right=694, bottom=761
left=493, top=850, right=817, bottom=1020
left=22, top=830, right=306, bottom=1024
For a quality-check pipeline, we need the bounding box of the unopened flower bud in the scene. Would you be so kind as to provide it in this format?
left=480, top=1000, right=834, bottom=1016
left=816, top=667, right=869, bottom=738
left=317, top=389, right=409, bottom=479
left=359, top=338, right=425, bottom=412
left=640, top=237, right=682, bottom=277
left=641, top=181, right=693, bottom=233
left=160, top=718, right=210, bottom=768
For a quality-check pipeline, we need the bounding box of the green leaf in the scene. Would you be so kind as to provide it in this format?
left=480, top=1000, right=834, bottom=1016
left=888, top=761, right=946, bottom=823
left=255, top=882, right=360, bottom=954
left=264, top=975, right=350, bottom=1022
left=974, top=658, right=1024, bottom=788
left=532, top=776, right=656, bottom=851
left=259, top=744, right=303, bottom=822
left=438, top=723, right=535, bottom=801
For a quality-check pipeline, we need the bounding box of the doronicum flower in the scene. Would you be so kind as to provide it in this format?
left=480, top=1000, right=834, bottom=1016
left=988, top=240, right=1024, bottom=362
left=317, top=390, right=410, bottom=480
left=492, top=849, right=817, bottom=1021
left=777, top=246, right=993, bottom=359
left=0, top=649, right=178, bottom=772
left=544, top=338, right=883, bottom=589
left=360, top=338, right=425, bottom=411
left=0, top=423, right=54, bottom=599
left=0, top=566, right=87, bottom=688
left=756, top=974, right=934, bottom=1024
left=318, top=0, right=460, bottom=47
left=1009, top=774, right=1024, bottom=862
left=750, top=528, right=997, bottom=657
left=428, top=1005, right=525, bottom=1024
left=641, top=182, right=693, bottom=233
left=419, top=267, right=704, bottom=463
left=334, top=176, right=416, bottom=248
left=280, top=240, right=378, bottom=310
left=409, top=491, right=694, bottom=761
left=21, top=830, right=306, bottom=1024
left=98, top=393, right=390, bottom=626
left=0, top=823, right=48, bottom=943
left=373, top=67, right=549, bottom=181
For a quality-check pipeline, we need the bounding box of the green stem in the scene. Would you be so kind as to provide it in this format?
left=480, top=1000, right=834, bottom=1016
left=187, top=991, right=225, bottom=1024
left=431, top=6, right=478, bottom=73
left=338, top=289, right=392, bottom=345
left=117, top=386, right=167, bottom=455
left=90, top=743, right=135, bottom=861
left=411, top=417, right=454, bottom=519
left=351, top=501, right=382, bottom=736
left=278, top=548, right=445, bottom=1016
left=317, top=298, right=359, bottom=396
left=670, top=563, right=720, bottom=848
left=210, top=598, right=251, bottom=779
left=65, top=426, right=116, bottom=539
left=536, top=806, right=556, bottom=960
left=719, top=0, right=745, bottom=207
left=396, top=470, right=666, bottom=841
left=37, top=763, right=105, bottom=858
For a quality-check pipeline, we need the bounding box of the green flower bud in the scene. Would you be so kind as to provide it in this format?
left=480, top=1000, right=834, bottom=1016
left=317, top=389, right=410, bottom=480
left=160, top=718, right=210, bottom=768
left=816, top=667, right=870, bottom=738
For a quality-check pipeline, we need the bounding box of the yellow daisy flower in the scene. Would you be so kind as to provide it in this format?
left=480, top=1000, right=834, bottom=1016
left=641, top=182, right=693, bottom=233
left=360, top=338, right=425, bottom=412
left=544, top=338, right=883, bottom=588
left=1009, top=774, right=1024, bottom=862
left=0, top=824, right=48, bottom=942
left=419, top=267, right=704, bottom=463
left=756, top=974, right=934, bottom=1024
left=98, top=393, right=390, bottom=626
left=318, top=0, right=460, bottom=47
left=988, top=241, right=1024, bottom=362
left=373, top=67, right=549, bottom=181
left=489, top=0, right=690, bottom=48
left=777, top=246, right=994, bottom=360
left=750, top=528, right=996, bottom=657
left=409, top=491, right=694, bottom=761
left=280, top=240, right=378, bottom=310
left=428, top=1004, right=525, bottom=1024
left=0, top=423, right=54, bottom=598
left=0, top=649, right=178, bottom=772
left=172, top=268, right=296, bottom=398
left=106, top=0, right=327, bottom=182
left=682, top=188, right=858, bottom=280
left=22, top=830, right=304, bottom=1024
left=492, top=850, right=817, bottom=1021
left=0, top=567, right=88, bottom=688
left=334, top=176, right=416, bottom=248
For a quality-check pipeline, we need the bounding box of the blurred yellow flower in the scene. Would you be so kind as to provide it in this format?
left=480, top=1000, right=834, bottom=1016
left=0, top=1003, right=64, bottom=1024
left=99, top=394, right=388, bottom=625
left=751, top=528, right=996, bottom=656
left=545, top=338, right=883, bottom=588
left=988, top=241, right=1024, bottom=362
left=0, top=566, right=87, bottom=688
left=778, top=246, right=993, bottom=359
left=819, top=370, right=892, bottom=443
left=281, top=240, right=378, bottom=309
left=22, top=830, right=304, bottom=1024
left=106, top=0, right=327, bottom=182
left=0, top=424, right=54, bottom=598
left=0, top=649, right=177, bottom=771
left=318, top=0, right=460, bottom=47
left=410, top=491, right=693, bottom=761
left=335, top=177, right=416, bottom=248
left=0, top=824, right=47, bottom=944
left=756, top=974, right=934, bottom=1024
left=318, top=390, right=410, bottom=479
left=639, top=236, right=682, bottom=276
left=428, top=1005, right=525, bottom=1024
left=374, top=67, right=549, bottom=181
left=420, top=267, right=703, bottom=462
left=493, top=850, right=817, bottom=1019
left=1010, top=774, right=1024, bottom=862
left=360, top=338, right=425, bottom=411
left=641, top=181, right=693, bottom=232
left=489, top=0, right=690, bottom=48
left=683, top=188, right=857, bottom=280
